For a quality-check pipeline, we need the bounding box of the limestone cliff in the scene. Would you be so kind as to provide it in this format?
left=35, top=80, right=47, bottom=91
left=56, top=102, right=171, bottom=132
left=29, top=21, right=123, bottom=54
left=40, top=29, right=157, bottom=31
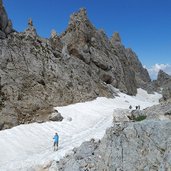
left=0, top=5, right=152, bottom=129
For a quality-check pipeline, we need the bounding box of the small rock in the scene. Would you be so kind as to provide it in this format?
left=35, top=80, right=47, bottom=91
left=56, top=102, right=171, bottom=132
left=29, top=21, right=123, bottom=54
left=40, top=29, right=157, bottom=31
left=66, top=117, right=72, bottom=122
left=49, top=112, right=63, bottom=121
left=0, top=121, right=4, bottom=130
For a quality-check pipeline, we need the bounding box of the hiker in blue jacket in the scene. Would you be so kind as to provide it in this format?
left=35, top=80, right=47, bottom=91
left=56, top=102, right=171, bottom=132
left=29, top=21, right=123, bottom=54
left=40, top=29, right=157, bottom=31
left=53, top=132, right=59, bottom=151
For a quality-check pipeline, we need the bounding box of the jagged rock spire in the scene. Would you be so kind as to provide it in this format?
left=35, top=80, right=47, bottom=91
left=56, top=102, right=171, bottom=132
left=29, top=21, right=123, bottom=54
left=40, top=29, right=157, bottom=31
left=50, top=29, right=63, bottom=50
left=69, top=8, right=87, bottom=25
left=28, top=18, right=33, bottom=26
left=24, top=18, right=37, bottom=37
left=67, top=8, right=95, bottom=31
left=0, top=0, right=13, bottom=39
left=157, top=70, right=171, bottom=85
left=50, top=29, right=58, bottom=39
left=111, top=32, right=122, bottom=45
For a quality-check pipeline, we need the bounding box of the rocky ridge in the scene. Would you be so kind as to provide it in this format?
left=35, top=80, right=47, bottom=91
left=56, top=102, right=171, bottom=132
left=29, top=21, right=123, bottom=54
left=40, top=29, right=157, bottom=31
left=0, top=2, right=152, bottom=129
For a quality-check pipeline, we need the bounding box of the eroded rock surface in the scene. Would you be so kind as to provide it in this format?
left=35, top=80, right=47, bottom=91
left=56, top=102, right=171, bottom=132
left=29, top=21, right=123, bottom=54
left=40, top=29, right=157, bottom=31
left=53, top=120, right=171, bottom=171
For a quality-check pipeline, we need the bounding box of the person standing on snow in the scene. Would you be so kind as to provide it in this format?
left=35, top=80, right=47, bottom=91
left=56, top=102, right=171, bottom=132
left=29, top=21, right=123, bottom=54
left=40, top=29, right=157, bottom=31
left=53, top=132, right=59, bottom=151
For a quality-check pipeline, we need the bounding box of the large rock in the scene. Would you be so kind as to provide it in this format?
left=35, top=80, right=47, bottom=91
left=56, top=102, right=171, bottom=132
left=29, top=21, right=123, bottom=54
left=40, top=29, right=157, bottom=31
left=157, top=70, right=171, bottom=86
left=54, top=120, right=171, bottom=171
left=113, top=109, right=130, bottom=122
left=155, top=70, right=171, bottom=102
left=143, top=102, right=171, bottom=120
left=49, top=111, right=63, bottom=121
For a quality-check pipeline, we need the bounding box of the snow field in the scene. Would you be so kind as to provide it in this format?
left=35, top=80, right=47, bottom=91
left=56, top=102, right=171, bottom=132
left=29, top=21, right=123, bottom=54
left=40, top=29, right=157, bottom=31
left=0, top=89, right=162, bottom=171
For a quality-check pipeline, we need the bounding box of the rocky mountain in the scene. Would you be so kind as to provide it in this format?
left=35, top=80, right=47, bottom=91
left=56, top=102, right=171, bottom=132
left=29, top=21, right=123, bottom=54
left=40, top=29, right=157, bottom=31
left=0, top=1, right=151, bottom=130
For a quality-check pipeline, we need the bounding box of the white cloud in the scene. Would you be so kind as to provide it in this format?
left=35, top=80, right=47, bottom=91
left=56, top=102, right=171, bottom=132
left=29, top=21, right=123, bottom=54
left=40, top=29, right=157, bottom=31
left=144, top=64, right=171, bottom=80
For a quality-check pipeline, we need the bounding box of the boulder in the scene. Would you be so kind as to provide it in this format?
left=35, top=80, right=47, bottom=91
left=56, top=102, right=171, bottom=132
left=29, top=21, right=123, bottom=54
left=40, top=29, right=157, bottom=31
left=113, top=109, right=130, bottom=122
left=130, top=109, right=145, bottom=118
left=49, top=112, right=63, bottom=122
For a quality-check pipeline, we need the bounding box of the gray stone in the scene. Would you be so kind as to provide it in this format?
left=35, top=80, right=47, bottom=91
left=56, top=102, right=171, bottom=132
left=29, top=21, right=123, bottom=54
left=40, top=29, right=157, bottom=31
left=113, top=109, right=130, bottom=122
left=157, top=70, right=171, bottom=86
left=49, top=112, right=63, bottom=121
left=131, top=109, right=146, bottom=118
left=0, top=30, right=6, bottom=38
left=143, top=102, right=171, bottom=120
left=4, top=19, right=13, bottom=34
left=0, top=0, right=8, bottom=31
left=55, top=120, right=171, bottom=171
left=156, top=70, right=171, bottom=102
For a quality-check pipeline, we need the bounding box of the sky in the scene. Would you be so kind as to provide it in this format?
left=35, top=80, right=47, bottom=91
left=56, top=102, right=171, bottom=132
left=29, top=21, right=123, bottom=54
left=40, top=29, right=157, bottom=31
left=3, top=0, right=171, bottom=79
left=0, top=88, right=161, bottom=170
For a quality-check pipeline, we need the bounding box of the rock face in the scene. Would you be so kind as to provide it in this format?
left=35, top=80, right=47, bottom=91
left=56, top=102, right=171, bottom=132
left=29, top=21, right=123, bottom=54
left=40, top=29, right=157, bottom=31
left=126, top=48, right=151, bottom=89
left=155, top=70, right=171, bottom=102
left=54, top=120, right=171, bottom=171
left=157, top=70, right=171, bottom=86
left=110, top=33, right=151, bottom=94
left=0, top=6, right=152, bottom=129
left=144, top=102, right=171, bottom=120
left=0, top=0, right=13, bottom=39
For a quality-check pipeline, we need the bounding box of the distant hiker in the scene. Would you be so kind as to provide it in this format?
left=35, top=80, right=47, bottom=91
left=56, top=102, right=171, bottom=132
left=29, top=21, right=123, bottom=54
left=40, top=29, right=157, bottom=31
left=135, top=105, right=140, bottom=110
left=129, top=105, right=132, bottom=109
left=53, top=132, right=59, bottom=151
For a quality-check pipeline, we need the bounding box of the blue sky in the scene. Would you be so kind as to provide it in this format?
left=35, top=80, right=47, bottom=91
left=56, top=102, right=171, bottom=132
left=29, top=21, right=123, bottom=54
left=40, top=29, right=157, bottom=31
left=3, top=0, right=171, bottom=78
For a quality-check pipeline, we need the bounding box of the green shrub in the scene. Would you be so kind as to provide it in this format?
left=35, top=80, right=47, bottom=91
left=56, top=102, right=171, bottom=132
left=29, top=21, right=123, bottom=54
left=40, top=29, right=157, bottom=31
left=132, top=115, right=147, bottom=121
